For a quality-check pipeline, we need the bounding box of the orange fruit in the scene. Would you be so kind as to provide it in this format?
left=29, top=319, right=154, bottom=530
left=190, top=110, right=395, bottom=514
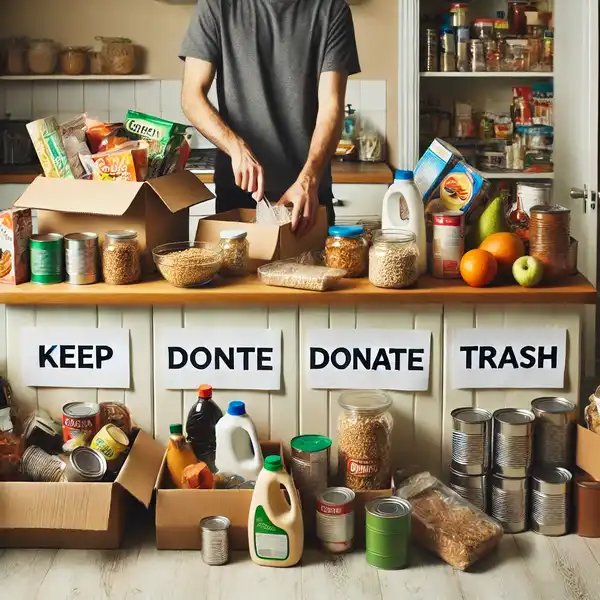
left=479, top=232, right=525, bottom=275
left=460, top=249, right=498, bottom=287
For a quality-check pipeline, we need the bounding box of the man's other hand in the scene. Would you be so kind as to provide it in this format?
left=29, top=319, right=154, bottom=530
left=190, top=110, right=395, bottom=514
left=277, top=174, right=319, bottom=237
left=230, top=141, right=265, bottom=201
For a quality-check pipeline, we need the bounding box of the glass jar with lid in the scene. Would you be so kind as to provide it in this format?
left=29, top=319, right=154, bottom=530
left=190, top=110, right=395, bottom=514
left=470, top=39, right=487, bottom=72
left=102, top=230, right=141, bottom=285
left=28, top=39, right=57, bottom=75
left=473, top=18, right=495, bottom=41
left=508, top=1, right=528, bottom=36
left=338, top=390, right=393, bottom=491
left=60, top=46, right=89, bottom=76
left=219, top=229, right=249, bottom=277
left=450, top=3, right=468, bottom=27
left=6, top=38, right=27, bottom=75
left=325, top=225, right=368, bottom=278
left=369, top=230, right=419, bottom=289
left=97, top=36, right=135, bottom=75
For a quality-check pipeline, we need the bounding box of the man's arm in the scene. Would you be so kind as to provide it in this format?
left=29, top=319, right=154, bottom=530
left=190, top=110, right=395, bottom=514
left=278, top=71, right=347, bottom=235
left=181, top=57, right=264, bottom=200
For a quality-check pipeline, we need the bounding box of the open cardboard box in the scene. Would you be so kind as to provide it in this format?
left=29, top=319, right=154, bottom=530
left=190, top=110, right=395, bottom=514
left=0, top=429, right=164, bottom=549
left=195, top=206, right=329, bottom=272
left=15, top=171, right=213, bottom=274
left=577, top=425, right=600, bottom=480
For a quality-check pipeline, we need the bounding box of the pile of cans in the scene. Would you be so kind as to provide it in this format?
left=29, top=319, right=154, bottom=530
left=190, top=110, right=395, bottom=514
left=450, top=397, right=577, bottom=536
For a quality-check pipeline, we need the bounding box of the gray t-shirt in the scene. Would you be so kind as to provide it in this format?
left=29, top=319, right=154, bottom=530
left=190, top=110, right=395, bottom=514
left=180, top=0, right=360, bottom=198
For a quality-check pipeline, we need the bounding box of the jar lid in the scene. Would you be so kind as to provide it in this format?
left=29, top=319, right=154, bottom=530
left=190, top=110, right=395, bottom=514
left=338, top=390, right=392, bottom=415
left=474, top=18, right=496, bottom=24
left=291, top=434, right=332, bottom=454
left=328, top=225, right=364, bottom=238
left=106, top=229, right=137, bottom=240
left=61, top=46, right=91, bottom=52
left=220, top=229, right=247, bottom=240
left=373, top=229, right=417, bottom=244
left=495, top=19, right=509, bottom=29
left=394, top=169, right=414, bottom=181
left=450, top=3, right=468, bottom=9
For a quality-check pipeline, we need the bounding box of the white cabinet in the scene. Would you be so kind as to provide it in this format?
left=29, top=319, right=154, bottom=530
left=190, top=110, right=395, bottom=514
left=332, top=184, right=387, bottom=223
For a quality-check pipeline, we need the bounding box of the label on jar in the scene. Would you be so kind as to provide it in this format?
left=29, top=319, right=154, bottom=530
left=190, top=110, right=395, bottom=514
left=346, top=457, right=379, bottom=477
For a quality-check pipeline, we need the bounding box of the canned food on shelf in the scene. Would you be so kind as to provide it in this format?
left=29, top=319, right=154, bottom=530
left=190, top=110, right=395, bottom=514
left=531, top=397, right=577, bottom=469
left=531, top=467, right=572, bottom=537
left=316, top=487, right=355, bottom=553
left=432, top=212, right=465, bottom=280
left=30, top=233, right=64, bottom=285
left=449, top=470, right=488, bottom=513
left=90, top=424, right=130, bottom=467
left=64, top=232, right=99, bottom=285
left=491, top=474, right=529, bottom=533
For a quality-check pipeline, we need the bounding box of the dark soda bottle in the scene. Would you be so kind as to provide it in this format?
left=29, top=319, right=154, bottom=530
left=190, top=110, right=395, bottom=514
left=185, top=384, right=223, bottom=469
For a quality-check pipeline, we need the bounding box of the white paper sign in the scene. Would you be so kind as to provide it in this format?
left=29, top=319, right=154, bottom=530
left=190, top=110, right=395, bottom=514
left=451, top=328, right=567, bottom=389
left=20, top=327, right=130, bottom=388
left=156, top=328, right=281, bottom=390
left=306, top=329, right=431, bottom=391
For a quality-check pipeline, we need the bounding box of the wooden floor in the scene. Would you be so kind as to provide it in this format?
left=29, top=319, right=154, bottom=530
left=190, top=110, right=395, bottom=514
left=2, top=524, right=600, bottom=600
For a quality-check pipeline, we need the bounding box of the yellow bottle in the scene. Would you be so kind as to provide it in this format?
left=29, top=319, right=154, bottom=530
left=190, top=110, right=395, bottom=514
left=166, top=423, right=198, bottom=489
left=248, top=455, right=304, bottom=567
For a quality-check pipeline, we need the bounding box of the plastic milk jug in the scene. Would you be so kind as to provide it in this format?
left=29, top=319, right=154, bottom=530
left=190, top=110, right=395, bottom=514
left=381, top=169, right=427, bottom=275
left=215, top=401, right=263, bottom=481
left=248, top=455, right=304, bottom=567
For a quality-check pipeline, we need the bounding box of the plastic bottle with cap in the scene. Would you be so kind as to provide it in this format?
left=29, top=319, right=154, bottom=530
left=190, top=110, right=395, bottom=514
left=215, top=400, right=263, bottom=481
left=166, top=423, right=198, bottom=489
left=381, top=169, right=427, bottom=275
left=248, top=455, right=304, bottom=567
left=185, top=384, right=223, bottom=470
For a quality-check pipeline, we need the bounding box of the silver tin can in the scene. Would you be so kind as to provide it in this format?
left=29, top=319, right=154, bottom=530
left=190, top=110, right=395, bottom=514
left=21, top=445, right=66, bottom=482
left=290, top=434, right=331, bottom=494
left=316, top=487, right=355, bottom=553
left=451, top=407, right=492, bottom=475
left=449, top=470, right=488, bottom=513
left=65, top=446, right=107, bottom=482
left=531, top=467, right=572, bottom=536
left=491, top=474, right=529, bottom=533
left=493, top=408, right=535, bottom=477
left=200, top=516, right=230, bottom=565
left=531, top=397, right=576, bottom=469
left=64, top=232, right=99, bottom=285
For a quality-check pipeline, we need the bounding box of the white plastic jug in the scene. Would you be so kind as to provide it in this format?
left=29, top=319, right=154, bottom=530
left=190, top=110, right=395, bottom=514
left=215, top=400, right=263, bottom=481
left=381, top=170, right=427, bottom=275
left=248, top=455, right=304, bottom=567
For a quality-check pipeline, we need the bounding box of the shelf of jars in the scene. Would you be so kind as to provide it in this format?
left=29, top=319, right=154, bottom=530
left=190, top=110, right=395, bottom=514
left=0, top=75, right=151, bottom=81
left=420, top=71, right=553, bottom=78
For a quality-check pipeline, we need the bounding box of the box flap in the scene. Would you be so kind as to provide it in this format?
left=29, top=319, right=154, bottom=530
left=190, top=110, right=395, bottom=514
left=116, top=429, right=165, bottom=507
left=14, top=176, right=145, bottom=216
left=145, top=171, right=214, bottom=213
left=577, top=425, right=600, bottom=481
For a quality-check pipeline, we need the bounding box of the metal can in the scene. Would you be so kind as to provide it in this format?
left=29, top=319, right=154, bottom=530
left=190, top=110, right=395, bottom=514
left=316, top=487, right=355, bottom=553
left=440, top=29, right=456, bottom=72
left=491, top=474, right=529, bottom=533
left=366, top=496, right=412, bottom=570
left=450, top=2, right=468, bottom=27
left=576, top=473, right=600, bottom=538
left=517, top=182, right=552, bottom=218
left=30, top=233, right=63, bottom=284
left=531, top=397, right=577, bottom=469
left=432, top=212, right=465, bottom=279
left=200, top=516, right=230, bottom=566
left=425, top=29, right=438, bottom=72
left=64, top=232, right=99, bottom=285
left=531, top=467, right=572, bottom=536
left=21, top=445, right=66, bottom=482
left=449, top=470, right=488, bottom=513
left=451, top=407, right=491, bottom=475
left=65, top=446, right=107, bottom=482
left=62, top=401, right=101, bottom=443
left=290, top=434, right=331, bottom=494
left=90, top=423, right=130, bottom=465
left=493, top=408, right=535, bottom=478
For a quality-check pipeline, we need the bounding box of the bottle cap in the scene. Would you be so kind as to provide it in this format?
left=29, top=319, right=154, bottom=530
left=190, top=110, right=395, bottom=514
left=227, top=401, right=246, bottom=416
left=198, top=384, right=213, bottom=398
left=328, top=225, right=364, bottom=238
left=169, top=424, right=183, bottom=435
left=264, top=455, right=283, bottom=472
left=394, top=169, right=414, bottom=181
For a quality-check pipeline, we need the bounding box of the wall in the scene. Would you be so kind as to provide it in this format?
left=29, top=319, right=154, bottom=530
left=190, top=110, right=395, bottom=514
left=0, top=0, right=399, bottom=164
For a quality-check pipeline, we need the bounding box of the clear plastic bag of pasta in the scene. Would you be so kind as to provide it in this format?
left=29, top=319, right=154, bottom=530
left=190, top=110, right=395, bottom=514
left=258, top=260, right=346, bottom=292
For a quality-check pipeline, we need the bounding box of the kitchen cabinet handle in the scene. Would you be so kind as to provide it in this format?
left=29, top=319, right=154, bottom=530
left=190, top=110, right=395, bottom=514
left=332, top=198, right=345, bottom=207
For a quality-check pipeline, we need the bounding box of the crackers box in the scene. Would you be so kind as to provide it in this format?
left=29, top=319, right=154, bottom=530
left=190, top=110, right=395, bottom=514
left=0, top=208, right=33, bottom=285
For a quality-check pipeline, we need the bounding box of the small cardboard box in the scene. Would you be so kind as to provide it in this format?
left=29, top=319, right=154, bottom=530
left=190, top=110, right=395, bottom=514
left=0, top=429, right=164, bottom=549
left=577, top=425, right=600, bottom=480
left=414, top=138, right=463, bottom=202
left=14, top=171, right=213, bottom=273
left=195, top=207, right=329, bottom=271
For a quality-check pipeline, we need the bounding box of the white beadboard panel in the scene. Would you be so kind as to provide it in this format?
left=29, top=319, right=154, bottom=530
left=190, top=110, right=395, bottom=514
left=160, top=80, right=183, bottom=112
left=32, top=81, right=58, bottom=118
left=360, top=80, right=387, bottom=112
left=134, top=80, right=161, bottom=116
left=96, top=307, right=125, bottom=406
left=86, top=109, right=109, bottom=124
left=108, top=81, right=135, bottom=112
left=108, top=109, right=127, bottom=124
left=5, top=306, right=37, bottom=408
left=5, top=82, right=33, bottom=119
left=161, top=109, right=188, bottom=127
left=57, top=81, right=84, bottom=115
left=83, top=81, right=110, bottom=112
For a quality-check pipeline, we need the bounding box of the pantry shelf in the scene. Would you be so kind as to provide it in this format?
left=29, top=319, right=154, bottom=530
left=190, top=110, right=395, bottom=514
left=480, top=172, right=555, bottom=180
left=420, top=72, right=554, bottom=78
left=0, top=74, right=152, bottom=81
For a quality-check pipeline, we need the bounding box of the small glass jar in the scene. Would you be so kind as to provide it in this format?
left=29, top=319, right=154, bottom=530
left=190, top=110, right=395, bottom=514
left=97, top=37, right=135, bottom=75
left=505, top=39, right=531, bottom=72
left=508, top=1, right=528, bottom=36
left=450, top=3, right=468, bottom=27
left=89, top=50, right=103, bottom=75
left=60, top=46, right=89, bottom=76
left=543, top=30, right=554, bottom=71
left=6, top=38, right=27, bottom=75
left=470, top=39, right=487, bottom=72
left=473, top=18, right=495, bottom=41
left=325, top=225, right=368, bottom=278
left=28, top=39, right=57, bottom=75
left=338, top=390, right=393, bottom=491
left=219, top=229, right=249, bottom=277
left=102, top=230, right=141, bottom=285
left=486, top=39, right=501, bottom=72
left=369, top=230, right=419, bottom=289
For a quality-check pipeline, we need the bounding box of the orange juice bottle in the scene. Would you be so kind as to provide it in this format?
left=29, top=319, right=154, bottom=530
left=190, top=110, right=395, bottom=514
left=166, top=423, right=198, bottom=489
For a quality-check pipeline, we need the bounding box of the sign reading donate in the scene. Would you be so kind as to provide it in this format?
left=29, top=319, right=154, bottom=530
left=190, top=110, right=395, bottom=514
left=156, top=328, right=281, bottom=390
left=20, top=327, right=130, bottom=388
left=307, top=329, right=431, bottom=391
left=451, top=328, right=567, bottom=389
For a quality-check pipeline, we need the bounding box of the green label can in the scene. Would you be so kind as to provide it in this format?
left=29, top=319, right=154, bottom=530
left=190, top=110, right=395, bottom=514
left=30, top=233, right=64, bottom=284
left=366, top=496, right=412, bottom=570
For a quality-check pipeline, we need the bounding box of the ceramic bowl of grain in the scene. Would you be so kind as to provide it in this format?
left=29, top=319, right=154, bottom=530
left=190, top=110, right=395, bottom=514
left=153, top=242, right=223, bottom=287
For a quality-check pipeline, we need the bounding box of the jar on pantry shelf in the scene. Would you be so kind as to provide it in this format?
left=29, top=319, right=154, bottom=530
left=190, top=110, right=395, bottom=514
left=6, top=38, right=27, bottom=75
left=473, top=18, right=495, bottom=41
left=102, top=230, right=142, bottom=285
left=470, top=40, right=486, bottom=72
left=508, top=1, right=528, bottom=36
left=450, top=3, right=468, bottom=27
left=325, top=225, right=368, bottom=278
left=369, top=230, right=419, bottom=289
left=505, top=39, right=531, bottom=72
left=97, top=36, right=135, bottom=75
left=89, top=50, right=103, bottom=75
left=543, top=30, right=554, bottom=71
left=60, top=46, right=89, bottom=76
left=219, top=229, right=249, bottom=277
left=338, top=390, right=393, bottom=491
left=27, top=39, right=57, bottom=75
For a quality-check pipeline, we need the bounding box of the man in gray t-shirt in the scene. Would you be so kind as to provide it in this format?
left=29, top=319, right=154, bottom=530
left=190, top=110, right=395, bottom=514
left=180, top=0, right=360, bottom=234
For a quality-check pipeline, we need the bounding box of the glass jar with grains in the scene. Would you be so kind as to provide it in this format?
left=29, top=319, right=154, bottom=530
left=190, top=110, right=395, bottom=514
left=97, top=37, right=135, bottom=75
left=325, top=225, right=368, bottom=278
left=60, top=46, right=89, bottom=76
left=28, top=39, right=57, bottom=75
left=102, top=230, right=141, bottom=285
left=219, top=229, right=249, bottom=277
left=369, top=230, right=419, bottom=289
left=338, top=390, right=393, bottom=491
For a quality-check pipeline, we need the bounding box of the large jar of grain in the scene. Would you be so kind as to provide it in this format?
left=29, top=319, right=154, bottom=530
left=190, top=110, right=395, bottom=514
left=369, top=230, right=419, bottom=289
left=325, top=225, right=368, bottom=278
left=102, top=230, right=141, bottom=285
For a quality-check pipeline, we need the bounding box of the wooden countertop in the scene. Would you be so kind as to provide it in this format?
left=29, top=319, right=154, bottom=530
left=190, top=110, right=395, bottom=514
left=0, top=162, right=393, bottom=186
left=0, top=274, right=595, bottom=307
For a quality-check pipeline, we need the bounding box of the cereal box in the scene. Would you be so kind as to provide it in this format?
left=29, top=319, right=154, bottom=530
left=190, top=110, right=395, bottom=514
left=0, top=208, right=33, bottom=285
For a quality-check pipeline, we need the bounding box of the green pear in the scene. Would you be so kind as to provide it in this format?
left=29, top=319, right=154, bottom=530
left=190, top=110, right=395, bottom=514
left=470, top=193, right=507, bottom=248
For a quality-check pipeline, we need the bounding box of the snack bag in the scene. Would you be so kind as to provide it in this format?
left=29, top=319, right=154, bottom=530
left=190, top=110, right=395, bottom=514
left=0, top=208, right=33, bottom=285
left=26, top=117, right=74, bottom=179
left=91, top=141, right=149, bottom=182
left=60, top=113, right=91, bottom=178
left=86, top=121, right=125, bottom=154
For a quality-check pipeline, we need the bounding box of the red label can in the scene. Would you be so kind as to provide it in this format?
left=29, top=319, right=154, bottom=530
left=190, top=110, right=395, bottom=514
left=316, top=487, right=355, bottom=553
left=62, top=402, right=101, bottom=443
left=432, top=211, right=465, bottom=279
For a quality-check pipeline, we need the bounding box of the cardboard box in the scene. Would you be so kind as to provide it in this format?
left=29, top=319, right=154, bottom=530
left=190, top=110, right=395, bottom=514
left=0, top=429, right=164, bottom=549
left=577, top=425, right=600, bottom=480
left=414, top=138, right=463, bottom=201
left=14, top=171, right=213, bottom=273
left=195, top=207, right=329, bottom=272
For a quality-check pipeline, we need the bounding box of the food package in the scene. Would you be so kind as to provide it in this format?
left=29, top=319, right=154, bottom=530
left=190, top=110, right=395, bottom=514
left=258, top=260, right=346, bottom=292
left=26, top=117, right=74, bottom=179
left=396, top=471, right=503, bottom=571
left=181, top=461, right=215, bottom=489
left=0, top=208, right=33, bottom=285
left=100, top=402, right=133, bottom=435
left=86, top=121, right=124, bottom=154
left=91, top=141, right=148, bottom=182
left=60, top=113, right=92, bottom=178
left=513, top=86, right=533, bottom=126
left=585, top=386, right=600, bottom=433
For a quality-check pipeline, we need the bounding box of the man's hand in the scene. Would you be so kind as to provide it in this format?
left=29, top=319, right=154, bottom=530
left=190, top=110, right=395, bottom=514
left=277, top=173, right=319, bottom=237
left=230, top=141, right=265, bottom=201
